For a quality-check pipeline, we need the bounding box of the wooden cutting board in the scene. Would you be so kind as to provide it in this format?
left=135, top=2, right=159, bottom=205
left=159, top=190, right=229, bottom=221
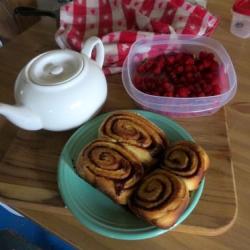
left=0, top=19, right=237, bottom=236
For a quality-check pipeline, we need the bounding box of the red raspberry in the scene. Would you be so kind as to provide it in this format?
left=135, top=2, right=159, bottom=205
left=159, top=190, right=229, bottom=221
left=203, top=72, right=214, bottom=81
left=137, top=58, right=155, bottom=73
left=153, top=55, right=165, bottom=74
left=185, top=57, right=195, bottom=65
left=151, top=91, right=161, bottom=96
left=210, top=61, right=219, bottom=72
left=187, top=72, right=193, bottom=79
left=203, top=59, right=211, bottom=68
left=192, top=65, right=198, bottom=73
left=163, top=82, right=174, bottom=92
left=212, top=85, right=221, bottom=95
left=199, top=51, right=208, bottom=60
left=136, top=63, right=145, bottom=74
left=185, top=65, right=193, bottom=72
left=153, top=64, right=163, bottom=74
left=175, top=53, right=184, bottom=62
left=193, top=84, right=202, bottom=94
left=198, top=64, right=205, bottom=71
left=176, top=65, right=184, bottom=73
left=202, top=84, right=213, bottom=95
left=178, top=87, right=190, bottom=97
left=207, top=53, right=215, bottom=61
left=170, top=72, right=177, bottom=81
left=164, top=91, right=174, bottom=97
left=166, top=55, right=175, bottom=65
left=179, top=76, right=186, bottom=84
left=134, top=75, right=142, bottom=85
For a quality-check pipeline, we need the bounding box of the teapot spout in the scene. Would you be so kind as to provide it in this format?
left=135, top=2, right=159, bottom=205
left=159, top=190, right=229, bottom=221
left=0, top=103, right=42, bottom=130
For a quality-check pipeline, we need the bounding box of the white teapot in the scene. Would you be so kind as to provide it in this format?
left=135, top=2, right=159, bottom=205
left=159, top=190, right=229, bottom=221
left=0, top=37, right=107, bottom=131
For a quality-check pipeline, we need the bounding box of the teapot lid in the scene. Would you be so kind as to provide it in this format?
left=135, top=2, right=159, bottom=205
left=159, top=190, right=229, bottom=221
left=26, top=50, right=84, bottom=86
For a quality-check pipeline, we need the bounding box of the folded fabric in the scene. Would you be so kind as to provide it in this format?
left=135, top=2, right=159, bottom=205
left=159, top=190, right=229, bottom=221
left=55, top=0, right=219, bottom=74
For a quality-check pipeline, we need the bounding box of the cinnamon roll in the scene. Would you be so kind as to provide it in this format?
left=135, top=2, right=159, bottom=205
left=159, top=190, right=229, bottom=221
left=161, top=141, right=209, bottom=191
left=128, top=169, right=189, bottom=229
left=76, top=138, right=144, bottom=205
left=99, top=111, right=168, bottom=170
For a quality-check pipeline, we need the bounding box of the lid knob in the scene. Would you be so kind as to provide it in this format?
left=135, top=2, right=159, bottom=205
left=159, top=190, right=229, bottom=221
left=49, top=65, right=64, bottom=75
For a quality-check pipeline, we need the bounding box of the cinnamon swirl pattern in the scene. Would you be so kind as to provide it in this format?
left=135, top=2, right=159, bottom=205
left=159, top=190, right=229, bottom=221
left=161, top=141, right=209, bottom=191
left=76, top=139, right=144, bottom=205
left=99, top=111, right=168, bottom=170
left=128, top=169, right=189, bottom=229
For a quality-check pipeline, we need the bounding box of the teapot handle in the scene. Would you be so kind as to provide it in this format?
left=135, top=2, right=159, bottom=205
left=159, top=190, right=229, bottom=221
left=81, top=37, right=105, bottom=68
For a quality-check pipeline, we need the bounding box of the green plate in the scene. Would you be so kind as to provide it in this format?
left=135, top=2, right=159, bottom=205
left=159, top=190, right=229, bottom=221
left=58, top=110, right=204, bottom=240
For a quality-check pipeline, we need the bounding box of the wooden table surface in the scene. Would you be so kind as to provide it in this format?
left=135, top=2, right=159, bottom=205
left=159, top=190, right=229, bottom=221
left=0, top=0, right=249, bottom=249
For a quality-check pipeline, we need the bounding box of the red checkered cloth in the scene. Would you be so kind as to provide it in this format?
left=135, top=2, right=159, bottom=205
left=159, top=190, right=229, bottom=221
left=55, top=0, right=219, bottom=74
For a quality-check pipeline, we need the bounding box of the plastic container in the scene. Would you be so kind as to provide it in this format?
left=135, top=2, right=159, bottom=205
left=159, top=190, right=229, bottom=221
left=231, top=0, right=250, bottom=38
left=122, top=35, right=237, bottom=118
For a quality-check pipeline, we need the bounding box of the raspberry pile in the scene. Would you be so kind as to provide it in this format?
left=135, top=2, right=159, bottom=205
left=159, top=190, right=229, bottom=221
left=133, top=51, right=221, bottom=98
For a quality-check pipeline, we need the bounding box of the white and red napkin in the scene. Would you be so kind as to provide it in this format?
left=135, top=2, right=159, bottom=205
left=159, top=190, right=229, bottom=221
left=55, top=0, right=219, bottom=74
